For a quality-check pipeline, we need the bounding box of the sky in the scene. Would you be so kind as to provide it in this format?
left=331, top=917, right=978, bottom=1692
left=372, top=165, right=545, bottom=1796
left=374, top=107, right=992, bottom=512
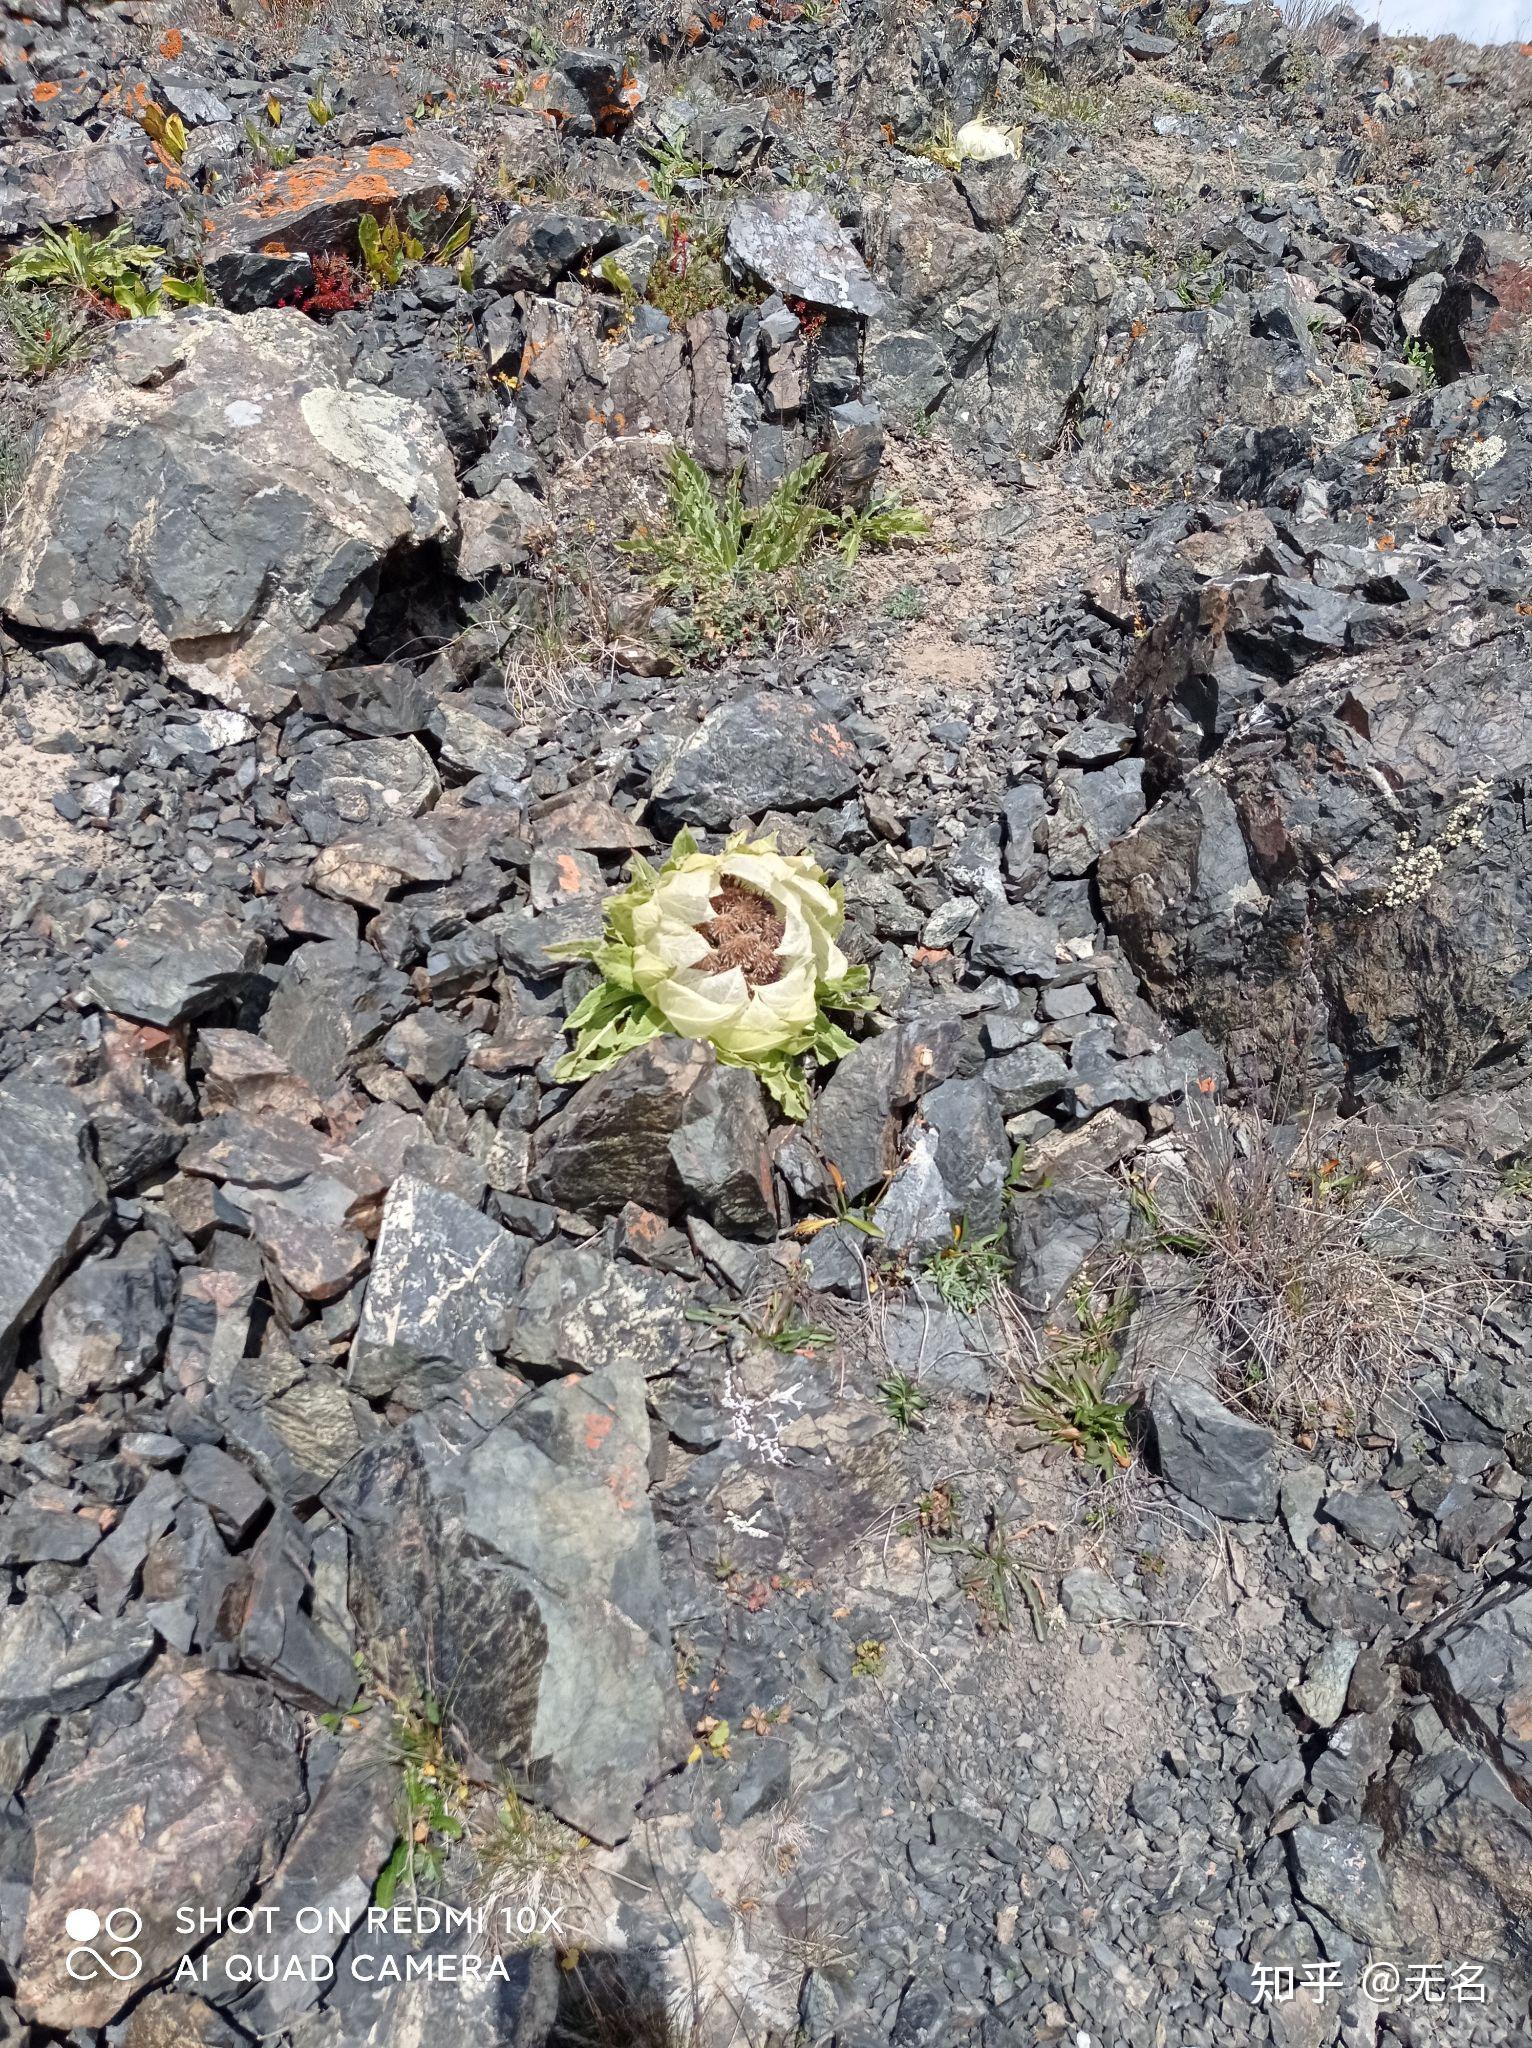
left=1372, top=0, right=1527, bottom=38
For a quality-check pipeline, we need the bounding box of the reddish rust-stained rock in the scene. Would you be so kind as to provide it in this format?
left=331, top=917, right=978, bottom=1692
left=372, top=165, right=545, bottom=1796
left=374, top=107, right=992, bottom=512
left=203, top=133, right=475, bottom=303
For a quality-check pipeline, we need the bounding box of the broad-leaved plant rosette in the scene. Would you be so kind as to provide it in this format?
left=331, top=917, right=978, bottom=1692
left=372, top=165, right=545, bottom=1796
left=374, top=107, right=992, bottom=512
left=550, top=830, right=875, bottom=1118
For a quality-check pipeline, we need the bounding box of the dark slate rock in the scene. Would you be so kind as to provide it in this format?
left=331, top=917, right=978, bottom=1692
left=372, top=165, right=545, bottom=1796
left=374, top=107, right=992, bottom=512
left=348, top=1175, right=525, bottom=1401
left=478, top=206, right=616, bottom=291
left=967, top=901, right=1059, bottom=980
left=800, top=1017, right=963, bottom=1199
left=200, top=1711, right=395, bottom=2034
left=667, top=1063, right=777, bottom=1237
left=1320, top=1486, right=1407, bottom=1553
left=0, top=1084, right=110, bottom=1367
left=532, top=1037, right=715, bottom=1218
left=87, top=896, right=267, bottom=1027
left=261, top=939, right=413, bottom=1091
left=329, top=1361, right=687, bottom=1842
left=1286, top=1821, right=1397, bottom=1945
left=1147, top=1376, right=1279, bottom=1521
left=38, top=1233, right=176, bottom=1400
left=230, top=1511, right=358, bottom=1712
left=286, top=737, right=440, bottom=848
left=13, top=1668, right=305, bottom=2030
left=0, top=1595, right=156, bottom=1732
left=985, top=1042, right=1070, bottom=1114
left=1008, top=1170, right=1132, bottom=1307
left=650, top=693, right=862, bottom=830
left=179, top=1442, right=271, bottom=1546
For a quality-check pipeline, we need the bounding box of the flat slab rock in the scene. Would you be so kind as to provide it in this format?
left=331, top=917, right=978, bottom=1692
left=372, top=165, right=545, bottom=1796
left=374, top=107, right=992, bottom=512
left=727, top=191, right=884, bottom=317
left=1147, top=1372, right=1279, bottom=1522
left=650, top=691, right=862, bottom=830
left=87, top=895, right=267, bottom=1027
left=15, top=1667, right=305, bottom=2029
left=0, top=1083, right=109, bottom=1366
left=328, top=1361, right=687, bottom=1843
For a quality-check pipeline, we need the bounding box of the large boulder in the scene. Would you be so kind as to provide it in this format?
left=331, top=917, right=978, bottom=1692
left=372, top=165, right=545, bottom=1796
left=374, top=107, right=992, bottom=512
left=327, top=1361, right=687, bottom=1843
left=0, top=311, right=457, bottom=716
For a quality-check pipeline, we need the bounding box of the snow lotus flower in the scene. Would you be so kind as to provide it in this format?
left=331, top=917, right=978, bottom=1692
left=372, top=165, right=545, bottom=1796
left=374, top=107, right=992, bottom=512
left=551, top=830, right=875, bottom=1117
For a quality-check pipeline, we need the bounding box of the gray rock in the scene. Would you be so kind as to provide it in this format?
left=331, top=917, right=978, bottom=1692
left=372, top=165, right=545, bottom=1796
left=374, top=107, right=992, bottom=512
left=727, top=191, right=883, bottom=316
left=14, top=1668, right=305, bottom=2028
left=39, top=1232, right=175, bottom=1399
left=0, top=1595, right=156, bottom=1732
left=478, top=205, right=616, bottom=291
left=287, top=738, right=440, bottom=848
left=1287, top=1821, right=1397, bottom=1945
left=0, top=312, right=457, bottom=716
left=262, top=939, right=413, bottom=1091
left=920, top=1075, right=1010, bottom=1235
left=1060, top=1567, right=1147, bottom=1625
left=651, top=692, right=862, bottom=829
left=1321, top=1486, right=1406, bottom=1553
left=968, top=901, right=1059, bottom=980
left=985, top=1042, right=1070, bottom=1114
left=666, top=1062, right=777, bottom=1236
left=203, top=132, right=475, bottom=293
left=1009, top=1170, right=1132, bottom=1307
left=349, top=1176, right=526, bottom=1401
left=801, top=1016, right=963, bottom=1199
left=0, top=1084, right=109, bottom=1368
left=87, top=897, right=267, bottom=1026
left=1147, top=1376, right=1279, bottom=1521
left=532, top=1037, right=715, bottom=1218
left=1291, top=1637, right=1359, bottom=1731
left=329, top=1360, right=686, bottom=1841
left=507, top=1242, right=693, bottom=1378
left=201, top=1712, right=394, bottom=2032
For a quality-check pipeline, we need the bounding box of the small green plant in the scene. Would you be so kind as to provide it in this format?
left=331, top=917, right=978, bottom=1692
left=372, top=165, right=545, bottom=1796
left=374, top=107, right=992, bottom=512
left=836, top=492, right=929, bottom=567
left=357, top=212, right=422, bottom=287
left=851, top=1637, right=886, bottom=1678
left=909, top=115, right=963, bottom=171
left=624, top=448, right=833, bottom=590
left=931, top=1507, right=1047, bottom=1639
left=640, top=134, right=708, bottom=203
left=885, top=581, right=926, bottom=622
left=375, top=1691, right=468, bottom=1909
left=471, top=1787, right=589, bottom=1940
left=5, top=223, right=164, bottom=302
left=878, top=1371, right=930, bottom=1431
left=1019, top=1289, right=1135, bottom=1476
left=139, top=101, right=188, bottom=162
left=1175, top=258, right=1227, bottom=309
left=308, top=91, right=334, bottom=124
left=1502, top=1159, right=1532, bottom=1200
left=922, top=1221, right=1009, bottom=1314
left=0, top=284, right=95, bottom=376
left=1020, top=66, right=1104, bottom=124
left=1402, top=336, right=1438, bottom=388
left=244, top=116, right=297, bottom=170
left=687, top=1290, right=836, bottom=1356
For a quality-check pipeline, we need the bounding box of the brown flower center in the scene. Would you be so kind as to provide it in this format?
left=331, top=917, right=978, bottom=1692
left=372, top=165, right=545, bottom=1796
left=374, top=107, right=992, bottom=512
left=696, top=877, right=785, bottom=987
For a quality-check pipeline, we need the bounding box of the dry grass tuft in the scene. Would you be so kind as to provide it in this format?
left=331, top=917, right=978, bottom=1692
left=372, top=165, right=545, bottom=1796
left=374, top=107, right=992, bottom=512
left=1139, top=1105, right=1478, bottom=1434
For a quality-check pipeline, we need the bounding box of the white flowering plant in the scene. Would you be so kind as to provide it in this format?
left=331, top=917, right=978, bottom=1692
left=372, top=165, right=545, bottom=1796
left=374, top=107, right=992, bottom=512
left=550, top=829, right=876, bottom=1118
